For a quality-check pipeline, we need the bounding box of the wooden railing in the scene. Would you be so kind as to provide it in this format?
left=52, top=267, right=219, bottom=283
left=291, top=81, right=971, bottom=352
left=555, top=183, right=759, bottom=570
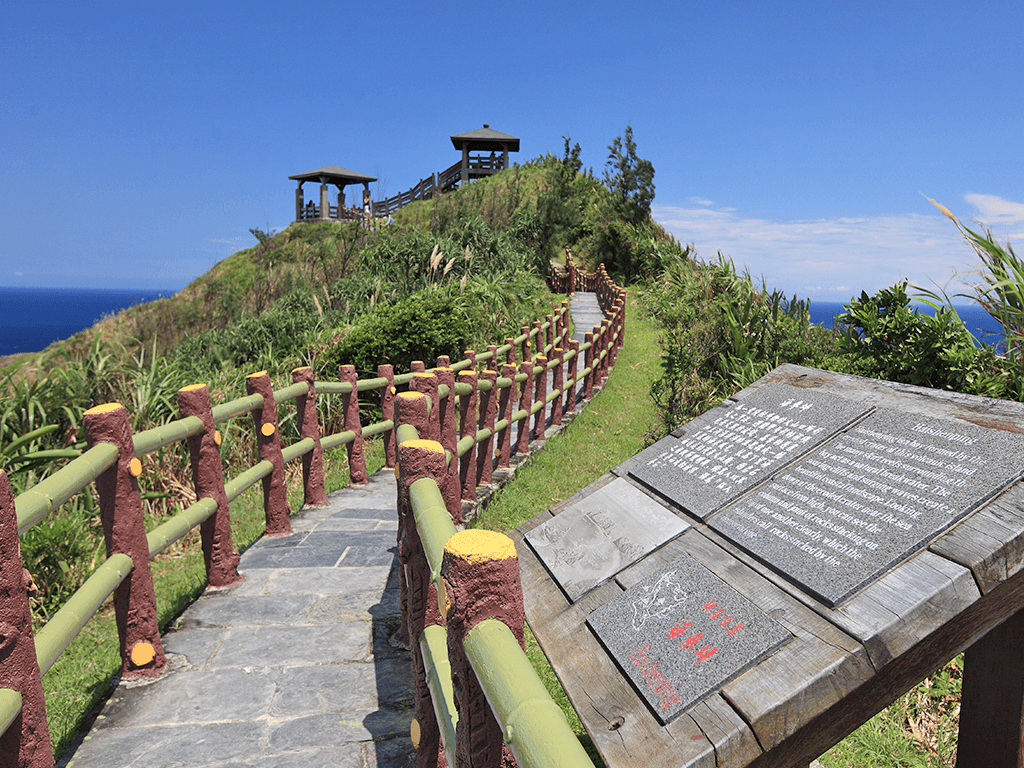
left=371, top=153, right=500, bottom=217
left=0, top=265, right=625, bottom=768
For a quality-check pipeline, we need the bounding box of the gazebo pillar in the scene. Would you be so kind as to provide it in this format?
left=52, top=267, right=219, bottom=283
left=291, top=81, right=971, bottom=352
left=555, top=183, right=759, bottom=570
left=502, top=144, right=509, bottom=170
left=319, top=182, right=330, bottom=221
left=295, top=183, right=304, bottom=221
left=461, top=146, right=470, bottom=185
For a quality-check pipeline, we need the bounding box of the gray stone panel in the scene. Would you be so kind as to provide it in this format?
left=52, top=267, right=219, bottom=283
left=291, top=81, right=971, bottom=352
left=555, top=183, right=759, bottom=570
left=711, top=408, right=1024, bottom=605
left=587, top=553, right=791, bottom=724
left=525, top=478, right=689, bottom=600
left=625, top=383, right=871, bottom=519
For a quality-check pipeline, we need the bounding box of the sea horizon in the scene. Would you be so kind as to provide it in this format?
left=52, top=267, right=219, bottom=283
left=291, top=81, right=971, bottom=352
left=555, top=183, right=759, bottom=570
left=0, top=286, right=173, bottom=357
left=0, top=287, right=1009, bottom=359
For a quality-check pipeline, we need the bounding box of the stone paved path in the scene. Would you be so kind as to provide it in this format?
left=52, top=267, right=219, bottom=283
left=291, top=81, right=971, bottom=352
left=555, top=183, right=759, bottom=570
left=62, top=469, right=415, bottom=768
left=60, top=293, right=607, bottom=768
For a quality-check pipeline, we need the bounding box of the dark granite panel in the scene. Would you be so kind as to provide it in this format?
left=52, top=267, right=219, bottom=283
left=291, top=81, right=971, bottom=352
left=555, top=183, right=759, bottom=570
left=710, top=409, right=1024, bottom=605
left=587, top=553, right=791, bottom=724
left=625, top=383, right=870, bottom=519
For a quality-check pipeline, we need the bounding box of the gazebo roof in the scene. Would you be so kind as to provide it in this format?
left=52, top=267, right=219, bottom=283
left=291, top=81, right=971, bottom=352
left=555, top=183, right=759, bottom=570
left=288, top=165, right=377, bottom=185
left=450, top=125, right=520, bottom=152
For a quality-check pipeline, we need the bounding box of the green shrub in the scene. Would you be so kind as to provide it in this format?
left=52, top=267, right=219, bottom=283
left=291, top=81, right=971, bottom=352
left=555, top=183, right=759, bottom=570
left=318, top=288, right=475, bottom=378
left=836, top=281, right=1008, bottom=397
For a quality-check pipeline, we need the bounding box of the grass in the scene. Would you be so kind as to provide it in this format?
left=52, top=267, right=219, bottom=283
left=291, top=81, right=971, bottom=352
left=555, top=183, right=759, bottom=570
left=472, top=291, right=664, bottom=766
left=43, top=441, right=385, bottom=760
left=820, top=656, right=963, bottom=768
left=473, top=294, right=663, bottom=534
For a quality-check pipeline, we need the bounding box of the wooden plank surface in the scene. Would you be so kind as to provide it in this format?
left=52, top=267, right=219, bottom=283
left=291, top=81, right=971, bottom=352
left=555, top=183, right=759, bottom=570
left=516, top=364, right=1024, bottom=768
left=514, top=533, right=722, bottom=768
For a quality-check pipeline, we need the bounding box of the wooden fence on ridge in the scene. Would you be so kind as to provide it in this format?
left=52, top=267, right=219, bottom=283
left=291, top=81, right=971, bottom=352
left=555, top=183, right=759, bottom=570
left=0, top=262, right=624, bottom=768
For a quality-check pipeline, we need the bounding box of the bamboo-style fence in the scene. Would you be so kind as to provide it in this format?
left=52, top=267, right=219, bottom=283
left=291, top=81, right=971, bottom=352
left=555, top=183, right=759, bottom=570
left=0, top=265, right=624, bottom=768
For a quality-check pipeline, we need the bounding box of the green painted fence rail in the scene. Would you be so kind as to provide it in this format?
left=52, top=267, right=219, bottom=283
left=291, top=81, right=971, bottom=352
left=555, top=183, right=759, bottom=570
left=0, top=261, right=625, bottom=768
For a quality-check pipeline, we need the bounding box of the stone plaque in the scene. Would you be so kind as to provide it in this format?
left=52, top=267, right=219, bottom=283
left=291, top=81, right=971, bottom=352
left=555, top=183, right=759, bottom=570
left=587, top=553, right=791, bottom=724
left=526, top=478, right=689, bottom=600
left=711, top=409, right=1024, bottom=606
left=626, top=383, right=870, bottom=519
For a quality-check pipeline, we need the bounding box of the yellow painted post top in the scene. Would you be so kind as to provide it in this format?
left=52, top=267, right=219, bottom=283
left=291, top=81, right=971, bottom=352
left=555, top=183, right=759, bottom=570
left=179, top=383, right=207, bottom=393
left=247, top=370, right=268, bottom=379
left=445, top=529, right=516, bottom=563
left=130, top=642, right=156, bottom=667
left=399, top=439, right=445, bottom=454
left=397, top=391, right=426, bottom=400
left=458, top=370, right=475, bottom=378
left=292, top=365, right=312, bottom=373
left=84, top=402, right=124, bottom=415
left=414, top=371, right=436, bottom=379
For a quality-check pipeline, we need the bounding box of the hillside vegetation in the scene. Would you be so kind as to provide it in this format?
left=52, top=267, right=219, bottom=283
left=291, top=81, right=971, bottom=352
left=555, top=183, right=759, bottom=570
left=4, top=124, right=1023, bottom=765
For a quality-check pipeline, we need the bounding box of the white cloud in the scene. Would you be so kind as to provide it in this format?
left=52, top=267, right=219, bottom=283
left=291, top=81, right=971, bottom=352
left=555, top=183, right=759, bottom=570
left=652, top=195, right=1024, bottom=302
left=963, top=193, right=1024, bottom=225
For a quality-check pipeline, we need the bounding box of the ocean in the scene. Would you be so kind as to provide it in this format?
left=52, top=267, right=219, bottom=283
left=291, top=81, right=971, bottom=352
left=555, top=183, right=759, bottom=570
left=0, top=288, right=1009, bottom=359
left=808, top=300, right=1006, bottom=348
left=0, top=287, right=173, bottom=357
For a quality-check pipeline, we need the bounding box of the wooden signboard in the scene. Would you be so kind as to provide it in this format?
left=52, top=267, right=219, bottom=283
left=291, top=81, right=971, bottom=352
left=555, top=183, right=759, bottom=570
left=515, top=365, right=1024, bottom=768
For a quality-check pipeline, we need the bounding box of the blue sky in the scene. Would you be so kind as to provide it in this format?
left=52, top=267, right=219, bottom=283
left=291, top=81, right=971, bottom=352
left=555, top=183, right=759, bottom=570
left=2, top=1, right=1022, bottom=302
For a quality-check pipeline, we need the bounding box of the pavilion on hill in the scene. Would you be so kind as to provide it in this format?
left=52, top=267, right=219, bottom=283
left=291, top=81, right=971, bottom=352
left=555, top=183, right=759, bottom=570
left=445, top=124, right=520, bottom=191
left=289, top=165, right=377, bottom=223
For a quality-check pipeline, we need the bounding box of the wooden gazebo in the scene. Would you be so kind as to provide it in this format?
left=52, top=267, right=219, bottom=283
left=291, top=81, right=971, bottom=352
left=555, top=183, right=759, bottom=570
left=449, top=124, right=520, bottom=187
left=289, top=165, right=377, bottom=222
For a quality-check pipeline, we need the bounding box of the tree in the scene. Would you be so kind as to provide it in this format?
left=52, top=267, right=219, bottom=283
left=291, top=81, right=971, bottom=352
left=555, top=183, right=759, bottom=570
left=603, top=126, right=655, bottom=224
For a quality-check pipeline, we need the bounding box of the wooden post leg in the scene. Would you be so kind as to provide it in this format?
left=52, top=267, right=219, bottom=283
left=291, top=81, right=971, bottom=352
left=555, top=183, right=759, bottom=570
left=955, top=607, right=1024, bottom=768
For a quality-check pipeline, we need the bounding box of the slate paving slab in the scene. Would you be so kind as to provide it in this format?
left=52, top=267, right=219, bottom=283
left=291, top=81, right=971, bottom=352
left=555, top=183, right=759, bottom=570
left=61, top=469, right=416, bottom=768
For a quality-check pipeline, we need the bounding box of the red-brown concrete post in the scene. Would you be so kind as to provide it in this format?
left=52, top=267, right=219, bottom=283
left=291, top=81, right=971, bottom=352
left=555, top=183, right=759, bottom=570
left=600, top=318, right=612, bottom=383
left=477, top=369, right=497, bottom=486
left=560, top=300, right=570, bottom=350
left=566, top=339, right=580, bottom=416
left=410, top=371, right=441, bottom=443
left=583, top=331, right=595, bottom=400
left=434, top=367, right=460, bottom=523
left=411, top=360, right=427, bottom=373
left=458, top=370, right=478, bottom=502
left=436, top=355, right=451, bottom=368
left=486, top=344, right=497, bottom=370
left=178, top=384, right=241, bottom=588
left=533, top=356, right=548, bottom=441
left=245, top=372, right=292, bottom=537
left=463, top=349, right=476, bottom=371
left=83, top=403, right=167, bottom=677
left=292, top=367, right=328, bottom=507
left=610, top=298, right=624, bottom=366
left=379, top=364, right=397, bottom=469
left=441, top=530, right=525, bottom=768
left=394, top=389, right=432, bottom=649
left=339, top=365, right=367, bottom=485
left=398, top=439, right=450, bottom=768
left=496, top=364, right=515, bottom=470
left=519, top=326, right=530, bottom=366
left=504, top=337, right=515, bottom=365
left=545, top=314, right=554, bottom=354
left=0, top=471, right=53, bottom=768
left=515, top=361, right=533, bottom=455
left=533, top=320, right=544, bottom=358
left=551, top=348, right=564, bottom=427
